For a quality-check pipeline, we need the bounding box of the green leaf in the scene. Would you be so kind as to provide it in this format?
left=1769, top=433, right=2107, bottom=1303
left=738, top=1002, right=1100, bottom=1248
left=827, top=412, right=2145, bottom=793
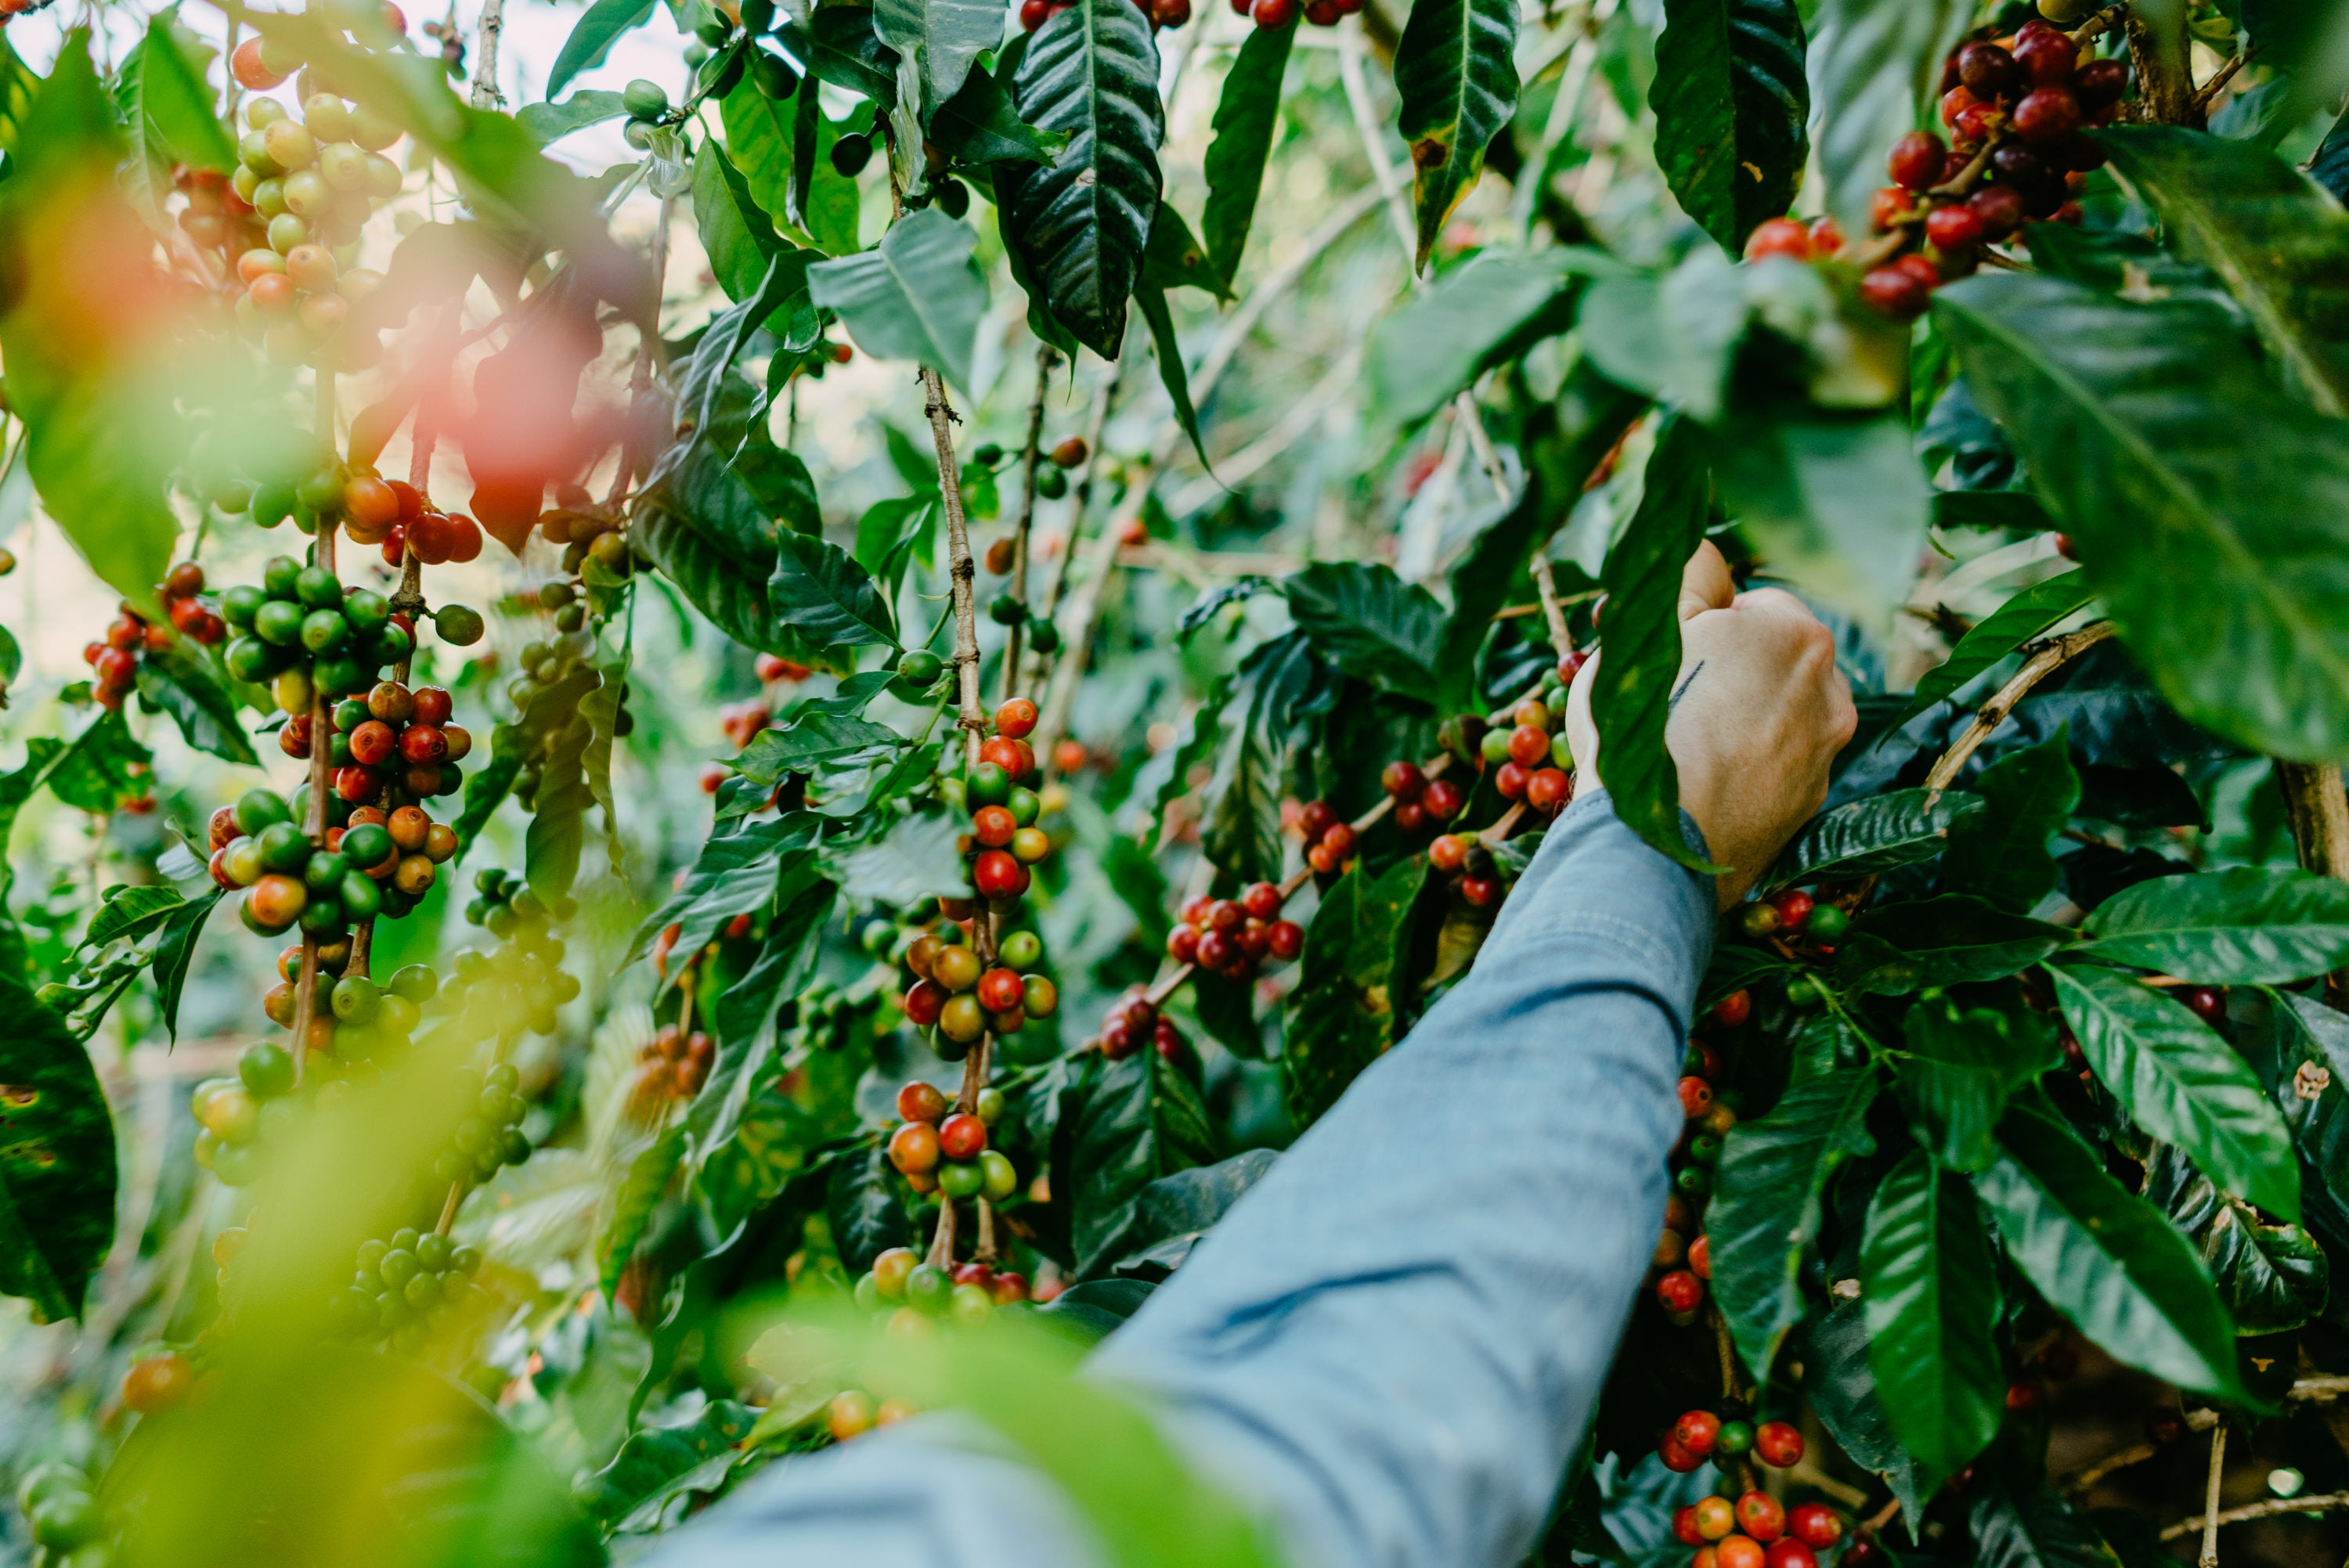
left=2073, top=866, right=2349, bottom=983
left=1895, top=997, right=2061, bottom=1174
left=601, top=1126, right=687, bottom=1297
left=1800, top=1297, right=1930, bottom=1526
left=693, top=136, right=781, bottom=305
left=2233, top=989, right=2349, bottom=1257
left=1897, top=570, right=2097, bottom=726
left=767, top=532, right=900, bottom=656
left=1835, top=895, right=2069, bottom=994
left=1710, top=409, right=1928, bottom=629
left=1969, top=1477, right=2126, bottom=1568
left=780, top=13, right=904, bottom=104
left=1860, top=1149, right=2002, bottom=1496
left=1282, top=856, right=1433, bottom=1125
left=807, top=207, right=990, bottom=394
left=1367, top=249, right=1598, bottom=434
left=575, top=1400, right=763, bottom=1534
left=828, top=1142, right=914, bottom=1272
left=149, top=889, right=219, bottom=1044
left=1709, top=1065, right=1878, bottom=1377
left=1935, top=272, right=2349, bottom=765
left=1055, top=1050, right=1217, bottom=1281
left=1649, top=0, right=1808, bottom=254
left=547, top=0, right=655, bottom=98
left=134, top=637, right=259, bottom=766
left=874, top=0, right=1004, bottom=112
left=1972, top=1090, right=2248, bottom=1401
left=1200, top=20, right=1294, bottom=292
left=2047, top=961, right=2298, bottom=1217
left=132, top=13, right=232, bottom=173
left=1279, top=562, right=1445, bottom=705
left=997, top=0, right=1164, bottom=356
left=1394, top=0, right=1520, bottom=272
left=1804, top=0, right=1972, bottom=236
left=79, top=885, right=186, bottom=953
left=0, top=960, right=114, bottom=1321
left=2142, top=1144, right=2328, bottom=1336
left=1763, top=788, right=1983, bottom=889
left=930, top=67, right=1063, bottom=165
left=736, top=712, right=904, bottom=784
left=1939, top=731, right=2079, bottom=914
left=722, top=75, right=859, bottom=256
left=0, top=36, right=35, bottom=157
left=1111, top=1148, right=1279, bottom=1278
left=518, top=91, right=629, bottom=146
left=1591, top=414, right=1727, bottom=875
left=2097, top=127, right=2349, bottom=417
left=1200, top=633, right=1333, bottom=885
left=1134, top=284, right=1207, bottom=472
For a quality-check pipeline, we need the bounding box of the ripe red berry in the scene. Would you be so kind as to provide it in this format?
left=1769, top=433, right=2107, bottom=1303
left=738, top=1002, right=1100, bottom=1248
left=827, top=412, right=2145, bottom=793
left=973, top=849, right=1030, bottom=899
left=1299, top=800, right=1337, bottom=839
left=1381, top=760, right=1426, bottom=798
left=1939, top=85, right=1978, bottom=128
left=888, top=1120, right=941, bottom=1174
left=1887, top=130, right=1945, bottom=192
left=977, top=967, right=1023, bottom=1013
left=1925, top=202, right=1984, bottom=253
left=1710, top=989, right=1752, bottom=1028
left=1957, top=41, right=2019, bottom=96
left=1807, top=216, right=1846, bottom=256
left=897, top=1081, right=948, bottom=1123
left=1429, top=834, right=1468, bottom=873
left=1658, top=1435, right=1704, bottom=1473
left=1842, top=1538, right=1884, bottom=1568
left=1243, top=881, right=1282, bottom=920
left=1860, top=266, right=1932, bottom=320
left=1019, top=0, right=1050, bottom=25
left=1395, top=801, right=1427, bottom=834
left=1460, top=874, right=1499, bottom=908
left=1689, top=1233, right=1711, bottom=1278
left=1206, top=898, right=1245, bottom=932
left=995, top=697, right=1038, bottom=739
left=2012, top=86, right=2080, bottom=145
left=1694, top=1496, right=1737, bottom=1540
left=1678, top=1077, right=1713, bottom=1118
left=1737, top=1492, right=1785, bottom=1543
left=1319, top=823, right=1355, bottom=861
left=2014, top=29, right=2077, bottom=85
left=1868, top=186, right=1914, bottom=234
left=939, top=1112, right=987, bottom=1160
left=1770, top=889, right=1815, bottom=933
left=1742, top=218, right=1812, bottom=262
left=2076, top=57, right=2127, bottom=110
left=1753, top=1421, right=1804, bottom=1468
left=336, top=765, right=382, bottom=804
left=1196, top=928, right=1236, bottom=970
left=972, top=805, right=1016, bottom=848
left=1788, top=1505, right=1842, bottom=1550
left=1421, top=778, right=1463, bottom=820
left=1671, top=1409, right=1721, bottom=1455
left=1968, top=183, right=2027, bottom=241
left=1250, top=0, right=1293, bottom=25
left=2182, top=986, right=2227, bottom=1024
left=1167, top=925, right=1200, bottom=963
left=1674, top=1508, right=1707, bottom=1547
left=1657, top=1270, right=1704, bottom=1313
left=1268, top=919, right=1303, bottom=960
left=1526, top=768, right=1571, bottom=813
left=348, top=719, right=396, bottom=766
left=399, top=723, right=448, bottom=764
left=1494, top=761, right=1529, bottom=800
left=1719, top=1537, right=1766, bottom=1568
left=1765, top=1541, right=1817, bottom=1568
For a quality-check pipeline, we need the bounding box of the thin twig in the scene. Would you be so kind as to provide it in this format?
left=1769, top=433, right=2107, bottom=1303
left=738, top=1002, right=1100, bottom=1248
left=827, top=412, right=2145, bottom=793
left=2162, top=1491, right=2349, bottom=1543
left=1922, top=622, right=2116, bottom=796
left=2192, top=47, right=2251, bottom=110
left=920, top=368, right=986, bottom=773
left=1002, top=347, right=1055, bottom=704
left=468, top=0, right=506, bottom=109
left=2198, top=1424, right=2228, bottom=1568
left=287, top=371, right=340, bottom=1088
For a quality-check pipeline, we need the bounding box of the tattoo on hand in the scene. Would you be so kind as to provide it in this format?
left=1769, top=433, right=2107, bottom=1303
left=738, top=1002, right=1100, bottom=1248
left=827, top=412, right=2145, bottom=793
left=1669, top=661, right=1705, bottom=712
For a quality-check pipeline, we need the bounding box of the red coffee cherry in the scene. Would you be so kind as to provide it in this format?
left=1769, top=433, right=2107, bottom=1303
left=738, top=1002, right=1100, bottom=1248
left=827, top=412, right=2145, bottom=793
left=938, top=1112, right=987, bottom=1160
left=1167, top=925, right=1200, bottom=963
left=976, top=967, right=1023, bottom=1013
left=1671, top=1409, right=1721, bottom=1456
left=1460, top=874, right=1499, bottom=907
left=1692, top=1496, right=1736, bottom=1540
left=1956, top=41, right=2019, bottom=96
left=1736, top=1492, right=1785, bottom=1543
left=1860, top=266, right=1932, bottom=320
left=1657, top=1270, right=1703, bottom=1313
left=1770, top=889, right=1815, bottom=932
left=1925, top=203, right=1984, bottom=251
left=1196, top=928, right=1236, bottom=970
left=1381, top=760, right=1426, bottom=798
left=2014, top=29, right=2077, bottom=85
left=1968, top=183, right=2028, bottom=241
left=888, top=1120, right=941, bottom=1174
left=2182, top=986, right=2227, bottom=1025
left=1753, top=1421, right=1804, bottom=1468
left=1765, top=1541, right=1817, bottom=1568
left=1719, top=1537, right=1766, bottom=1568
left=897, top=1081, right=948, bottom=1123
left=995, top=697, right=1038, bottom=738
left=2012, top=86, right=2080, bottom=145
left=1887, top=130, right=1945, bottom=192
left=1788, top=1505, right=1842, bottom=1550
left=1268, top=920, right=1303, bottom=960
left=1658, top=1435, right=1704, bottom=1473
left=1319, top=823, right=1356, bottom=861
left=1743, top=218, right=1812, bottom=262
left=1689, top=1233, right=1712, bottom=1278
left=1421, top=778, right=1464, bottom=820
left=1298, top=800, right=1337, bottom=839
left=1674, top=1508, right=1707, bottom=1547
left=1710, top=989, right=1752, bottom=1028
left=1678, top=1076, right=1714, bottom=1118
left=1494, top=762, right=1529, bottom=800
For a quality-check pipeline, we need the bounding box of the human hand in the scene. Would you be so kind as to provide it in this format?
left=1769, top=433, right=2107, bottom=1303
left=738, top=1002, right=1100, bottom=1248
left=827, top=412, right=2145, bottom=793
left=1565, top=543, right=1857, bottom=909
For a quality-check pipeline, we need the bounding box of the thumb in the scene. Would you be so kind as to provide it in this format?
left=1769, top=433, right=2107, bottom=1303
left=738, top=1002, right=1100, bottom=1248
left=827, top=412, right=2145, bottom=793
left=1678, top=540, right=1734, bottom=623
left=1564, top=645, right=1602, bottom=788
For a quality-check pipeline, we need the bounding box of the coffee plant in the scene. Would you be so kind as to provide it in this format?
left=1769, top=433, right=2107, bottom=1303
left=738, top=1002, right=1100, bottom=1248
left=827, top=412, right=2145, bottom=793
left=3, top=0, right=2349, bottom=1563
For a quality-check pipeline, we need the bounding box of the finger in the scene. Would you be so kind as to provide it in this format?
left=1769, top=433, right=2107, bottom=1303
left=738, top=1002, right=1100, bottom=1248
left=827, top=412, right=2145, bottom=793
left=1728, top=585, right=1816, bottom=620
left=1677, top=541, right=1734, bottom=623
left=1564, top=646, right=1602, bottom=785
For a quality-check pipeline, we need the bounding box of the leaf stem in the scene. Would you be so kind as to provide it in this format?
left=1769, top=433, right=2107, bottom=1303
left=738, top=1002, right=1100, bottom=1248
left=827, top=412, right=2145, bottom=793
left=2197, top=1422, right=2228, bottom=1566
left=1921, top=622, right=2115, bottom=796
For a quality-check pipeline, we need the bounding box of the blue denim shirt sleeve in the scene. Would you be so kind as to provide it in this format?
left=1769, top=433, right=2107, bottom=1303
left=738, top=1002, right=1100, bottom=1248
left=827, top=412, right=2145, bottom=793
left=650, top=789, right=1716, bottom=1568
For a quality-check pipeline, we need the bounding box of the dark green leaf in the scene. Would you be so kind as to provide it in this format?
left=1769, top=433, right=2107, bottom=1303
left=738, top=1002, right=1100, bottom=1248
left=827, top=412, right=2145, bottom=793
left=1592, top=414, right=1727, bottom=874
left=2047, top=961, right=2297, bottom=1217
left=1367, top=249, right=1599, bottom=433
left=779, top=13, right=902, bottom=103
left=1709, top=1065, right=1878, bottom=1376
left=1283, top=856, right=1433, bottom=1125
left=1972, top=1090, right=2247, bottom=1400
left=2098, top=127, right=2349, bottom=417
left=575, top=1400, right=762, bottom=1534
left=1112, top=1148, right=1279, bottom=1278
left=1936, top=272, right=2349, bottom=764
left=828, top=1143, right=912, bottom=1272
left=1970, top=1476, right=2125, bottom=1568
left=1134, top=283, right=1207, bottom=472
left=79, top=885, right=185, bottom=952
left=806, top=207, right=990, bottom=393
left=723, top=75, right=859, bottom=256
left=150, top=889, right=220, bottom=1044
left=1649, top=0, right=1808, bottom=254
left=1055, top=1050, right=1216, bottom=1280
left=0, top=37, right=35, bottom=157
left=1939, top=731, right=2079, bottom=913
left=735, top=712, right=904, bottom=784
left=2311, top=106, right=2349, bottom=204
left=547, top=0, right=655, bottom=98
left=2073, top=866, right=2349, bottom=983
left=1764, top=788, right=1983, bottom=889
left=929, top=67, right=1063, bottom=165
left=0, top=961, right=114, bottom=1320
left=2232, top=988, right=2349, bottom=1260
left=518, top=91, right=629, bottom=146
left=1894, top=997, right=2061, bottom=1174
left=997, top=0, right=1164, bottom=356
left=767, top=531, right=900, bottom=655
left=873, top=0, right=1004, bottom=112
left=1835, top=895, right=2069, bottom=994
left=1280, top=562, right=1445, bottom=705
left=1200, top=20, right=1293, bottom=292
left=134, top=637, right=259, bottom=766
left=2142, top=1144, right=2328, bottom=1336
left=1800, top=1296, right=1931, bottom=1525
left=1897, top=570, right=2097, bottom=726
left=1710, top=408, right=1929, bottom=629
left=1804, top=0, right=1971, bottom=235
left=1931, top=488, right=2055, bottom=532
left=1393, top=0, right=1520, bottom=271
left=1860, top=1149, right=2002, bottom=1494
left=1200, top=633, right=1334, bottom=884
left=692, top=136, right=781, bottom=304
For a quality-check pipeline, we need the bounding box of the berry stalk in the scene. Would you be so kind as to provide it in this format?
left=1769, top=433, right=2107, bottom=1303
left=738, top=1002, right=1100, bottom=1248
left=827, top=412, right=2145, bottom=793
left=287, top=372, right=341, bottom=1087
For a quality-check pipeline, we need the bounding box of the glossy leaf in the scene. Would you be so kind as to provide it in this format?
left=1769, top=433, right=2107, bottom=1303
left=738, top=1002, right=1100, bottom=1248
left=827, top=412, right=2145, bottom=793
left=1804, top=0, right=1971, bottom=236
left=807, top=207, right=990, bottom=395
left=547, top=0, right=655, bottom=98
left=2097, top=127, right=2349, bottom=416
left=1280, top=562, right=1445, bottom=705
left=931, top=67, right=1063, bottom=165
left=722, top=76, right=860, bottom=256
left=1897, top=570, right=2098, bottom=726
left=0, top=960, right=114, bottom=1320
left=1801, top=1298, right=1929, bottom=1525
left=874, top=0, right=1004, bottom=112
left=1200, top=633, right=1334, bottom=885
left=1649, top=0, right=1809, bottom=254
left=828, top=1142, right=914, bottom=1272
left=134, top=637, right=259, bottom=767
left=2048, top=961, right=2298, bottom=1218
left=1591, top=414, right=1725, bottom=874
left=1054, top=1050, right=1217, bottom=1281
left=767, top=532, right=900, bottom=657
left=132, top=14, right=233, bottom=174
left=150, top=889, right=220, bottom=1044
left=576, top=1400, right=763, bottom=1534
left=1200, top=21, right=1294, bottom=292
left=1970, top=1477, right=2126, bottom=1568
left=1113, top=1148, right=1279, bottom=1278
left=1895, top=997, right=2061, bottom=1174
left=1394, top=0, right=1519, bottom=270
left=2073, top=866, right=2349, bottom=983
left=518, top=91, right=629, bottom=145
left=1283, top=856, right=1434, bottom=1125
left=1763, top=788, right=1983, bottom=889
left=1860, top=1150, right=2002, bottom=1495
left=1367, top=249, right=1601, bottom=433
left=997, top=0, right=1163, bottom=355
left=1936, top=272, right=2349, bottom=764
left=1709, top=1066, right=1878, bottom=1376
left=692, top=136, right=781, bottom=304
left=1972, top=1091, right=2247, bottom=1401
left=2142, top=1144, right=2328, bottom=1336
left=1939, top=732, right=2079, bottom=914
left=1835, top=896, right=2070, bottom=994
left=2233, top=988, right=2349, bottom=1258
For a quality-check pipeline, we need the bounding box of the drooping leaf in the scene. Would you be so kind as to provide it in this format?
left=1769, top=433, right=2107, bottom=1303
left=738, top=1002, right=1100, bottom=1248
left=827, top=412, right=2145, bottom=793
left=1939, top=731, right=2079, bottom=913
left=807, top=207, right=990, bottom=394
left=2048, top=961, right=2298, bottom=1218
left=1279, top=562, right=1445, bottom=706
left=1393, top=0, right=1520, bottom=271
left=1283, top=856, right=1433, bottom=1125
left=1835, top=895, right=2070, bottom=994
left=1801, top=1297, right=1931, bottom=1526
left=1199, top=634, right=1334, bottom=885
left=828, top=1142, right=914, bottom=1273
left=1896, top=570, right=2098, bottom=726
left=1936, top=272, right=2349, bottom=764
left=1649, top=0, right=1809, bottom=254
left=930, top=67, right=1063, bottom=166
left=0, top=961, right=115, bottom=1321
left=2142, top=1144, right=2328, bottom=1336
left=1763, top=788, right=1983, bottom=889
left=547, top=0, right=655, bottom=98
left=150, top=889, right=220, bottom=1044
left=2096, top=127, right=2349, bottom=417
left=1110, top=1148, right=1279, bottom=1278
left=721, top=75, right=860, bottom=257
left=1972, top=1090, right=2248, bottom=1400
left=1708, top=1065, right=1879, bottom=1376
left=1591, top=415, right=1728, bottom=874
left=997, top=0, right=1164, bottom=356
left=692, top=135, right=782, bottom=305
left=1803, top=0, right=1972, bottom=236
left=1200, top=20, right=1293, bottom=292
left=2071, top=866, right=2349, bottom=983
left=1133, top=283, right=1207, bottom=471
left=134, top=637, right=259, bottom=766
left=1860, top=1149, right=2002, bottom=1496
left=575, top=1400, right=763, bottom=1535
left=1894, top=997, right=2061, bottom=1174
left=131, top=13, right=233, bottom=174
left=873, top=0, right=1005, bottom=113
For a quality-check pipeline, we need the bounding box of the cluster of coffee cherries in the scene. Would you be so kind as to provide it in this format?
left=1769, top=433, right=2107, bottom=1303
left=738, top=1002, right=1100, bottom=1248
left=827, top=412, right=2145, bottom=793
left=627, top=1021, right=714, bottom=1123
left=1475, top=694, right=1575, bottom=813
left=1662, top=1407, right=1806, bottom=1476
left=1023, top=0, right=1189, bottom=35
left=81, top=564, right=229, bottom=711
left=852, top=1241, right=1030, bottom=1321
left=1730, top=889, right=1850, bottom=1008
left=900, top=921, right=1059, bottom=1057
left=1229, top=0, right=1359, bottom=31
left=13, top=1460, right=107, bottom=1566
left=1371, top=759, right=1467, bottom=839
left=286, top=679, right=471, bottom=819
left=1292, top=800, right=1362, bottom=877
left=220, top=553, right=412, bottom=698
left=883, top=1080, right=1019, bottom=1203
left=367, top=481, right=488, bottom=569
left=1166, top=885, right=1304, bottom=982
left=1427, top=831, right=1509, bottom=909
left=539, top=495, right=639, bottom=583
left=446, top=870, right=582, bottom=1041
left=190, top=1031, right=305, bottom=1186
left=1666, top=1439, right=1839, bottom=1568
left=207, top=784, right=448, bottom=935
left=825, top=1386, right=918, bottom=1443
left=941, top=697, right=1053, bottom=896
left=222, top=88, right=404, bottom=369
left=334, top=1221, right=490, bottom=1349
left=1084, top=988, right=1187, bottom=1063
left=1652, top=988, right=1750, bottom=1320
